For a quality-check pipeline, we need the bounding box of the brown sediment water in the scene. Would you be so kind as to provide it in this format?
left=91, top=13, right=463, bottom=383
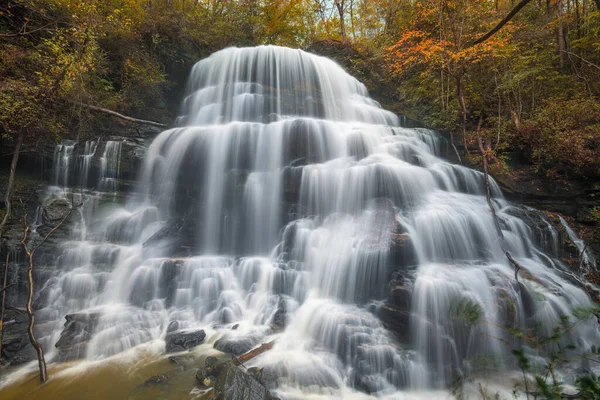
left=0, top=343, right=218, bottom=400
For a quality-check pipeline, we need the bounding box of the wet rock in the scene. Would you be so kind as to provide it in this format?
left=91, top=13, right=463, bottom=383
left=214, top=336, right=259, bottom=356
left=160, top=261, right=184, bottom=308
left=142, top=219, right=185, bottom=258
left=168, top=355, right=196, bottom=370
left=143, top=374, right=170, bottom=386
left=55, top=312, right=100, bottom=361
left=390, top=285, right=411, bottom=310
left=377, top=304, right=410, bottom=343
left=166, top=320, right=181, bottom=333
left=195, top=357, right=272, bottom=400
left=271, top=296, right=287, bottom=331
left=165, top=329, right=206, bottom=353
left=0, top=308, right=37, bottom=366
left=42, top=198, right=72, bottom=224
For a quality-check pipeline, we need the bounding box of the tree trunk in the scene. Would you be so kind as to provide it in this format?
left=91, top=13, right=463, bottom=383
left=0, top=253, right=9, bottom=357
left=0, top=130, right=25, bottom=241
left=456, top=74, right=470, bottom=155
left=25, top=250, right=47, bottom=382
left=558, top=0, right=565, bottom=69
left=334, top=0, right=346, bottom=39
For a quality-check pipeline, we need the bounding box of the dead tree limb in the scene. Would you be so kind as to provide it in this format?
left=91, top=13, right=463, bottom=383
left=20, top=192, right=83, bottom=383
left=472, top=0, right=533, bottom=46
left=560, top=50, right=600, bottom=72
left=232, top=340, right=276, bottom=366
left=476, top=121, right=523, bottom=285
left=76, top=103, right=167, bottom=128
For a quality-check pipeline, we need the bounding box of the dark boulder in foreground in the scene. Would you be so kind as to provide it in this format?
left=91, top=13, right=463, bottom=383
left=55, top=312, right=100, bottom=361
left=165, top=329, right=206, bottom=353
left=196, top=356, right=274, bottom=400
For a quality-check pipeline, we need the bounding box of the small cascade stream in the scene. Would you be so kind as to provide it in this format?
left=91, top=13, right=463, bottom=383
left=3, top=46, right=599, bottom=399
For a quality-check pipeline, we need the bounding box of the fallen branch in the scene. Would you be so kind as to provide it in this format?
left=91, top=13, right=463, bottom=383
left=232, top=340, right=276, bottom=366
left=76, top=103, right=167, bottom=128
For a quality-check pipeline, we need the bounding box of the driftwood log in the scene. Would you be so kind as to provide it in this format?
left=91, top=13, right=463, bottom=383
left=232, top=340, right=276, bottom=366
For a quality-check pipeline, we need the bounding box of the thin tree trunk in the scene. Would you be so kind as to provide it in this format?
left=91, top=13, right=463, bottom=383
left=20, top=193, right=80, bottom=383
left=0, top=253, right=9, bottom=357
left=0, top=130, right=25, bottom=241
left=558, top=0, right=565, bottom=69
left=456, top=74, right=470, bottom=155
left=350, top=0, right=356, bottom=38
left=476, top=123, right=523, bottom=285
left=334, top=0, right=346, bottom=39
left=22, top=226, right=47, bottom=383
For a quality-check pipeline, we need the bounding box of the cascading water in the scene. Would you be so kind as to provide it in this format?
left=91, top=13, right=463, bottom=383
left=5, top=46, right=599, bottom=398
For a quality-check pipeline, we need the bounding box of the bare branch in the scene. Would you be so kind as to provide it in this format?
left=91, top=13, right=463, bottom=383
left=0, top=23, right=55, bottom=37
left=561, top=50, right=600, bottom=72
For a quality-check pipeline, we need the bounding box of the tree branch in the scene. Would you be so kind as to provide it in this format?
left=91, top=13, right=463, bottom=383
left=75, top=103, right=167, bottom=128
left=560, top=50, right=600, bottom=72
left=0, top=23, right=55, bottom=37
left=471, top=0, right=532, bottom=46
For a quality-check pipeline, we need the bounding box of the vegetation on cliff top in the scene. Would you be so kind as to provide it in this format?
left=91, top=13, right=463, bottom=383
left=0, top=0, right=599, bottom=179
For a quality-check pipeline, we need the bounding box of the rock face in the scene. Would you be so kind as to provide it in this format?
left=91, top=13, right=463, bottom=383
left=165, top=329, right=206, bottom=353
left=0, top=308, right=37, bottom=366
left=55, top=312, right=100, bottom=361
left=196, top=357, right=272, bottom=400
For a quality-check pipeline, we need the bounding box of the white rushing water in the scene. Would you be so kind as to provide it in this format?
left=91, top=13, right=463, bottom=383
left=17, top=46, right=600, bottom=398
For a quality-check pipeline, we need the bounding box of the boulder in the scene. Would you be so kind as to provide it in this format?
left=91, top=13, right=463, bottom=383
left=55, top=312, right=100, bottom=361
left=195, top=357, right=272, bottom=400
left=165, top=329, right=206, bottom=353
left=271, top=297, right=286, bottom=332
left=214, top=336, right=259, bottom=356
left=43, top=198, right=72, bottom=224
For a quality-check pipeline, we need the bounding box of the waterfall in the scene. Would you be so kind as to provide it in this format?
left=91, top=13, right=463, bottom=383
left=98, top=141, right=122, bottom=192
left=12, top=46, right=599, bottom=397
